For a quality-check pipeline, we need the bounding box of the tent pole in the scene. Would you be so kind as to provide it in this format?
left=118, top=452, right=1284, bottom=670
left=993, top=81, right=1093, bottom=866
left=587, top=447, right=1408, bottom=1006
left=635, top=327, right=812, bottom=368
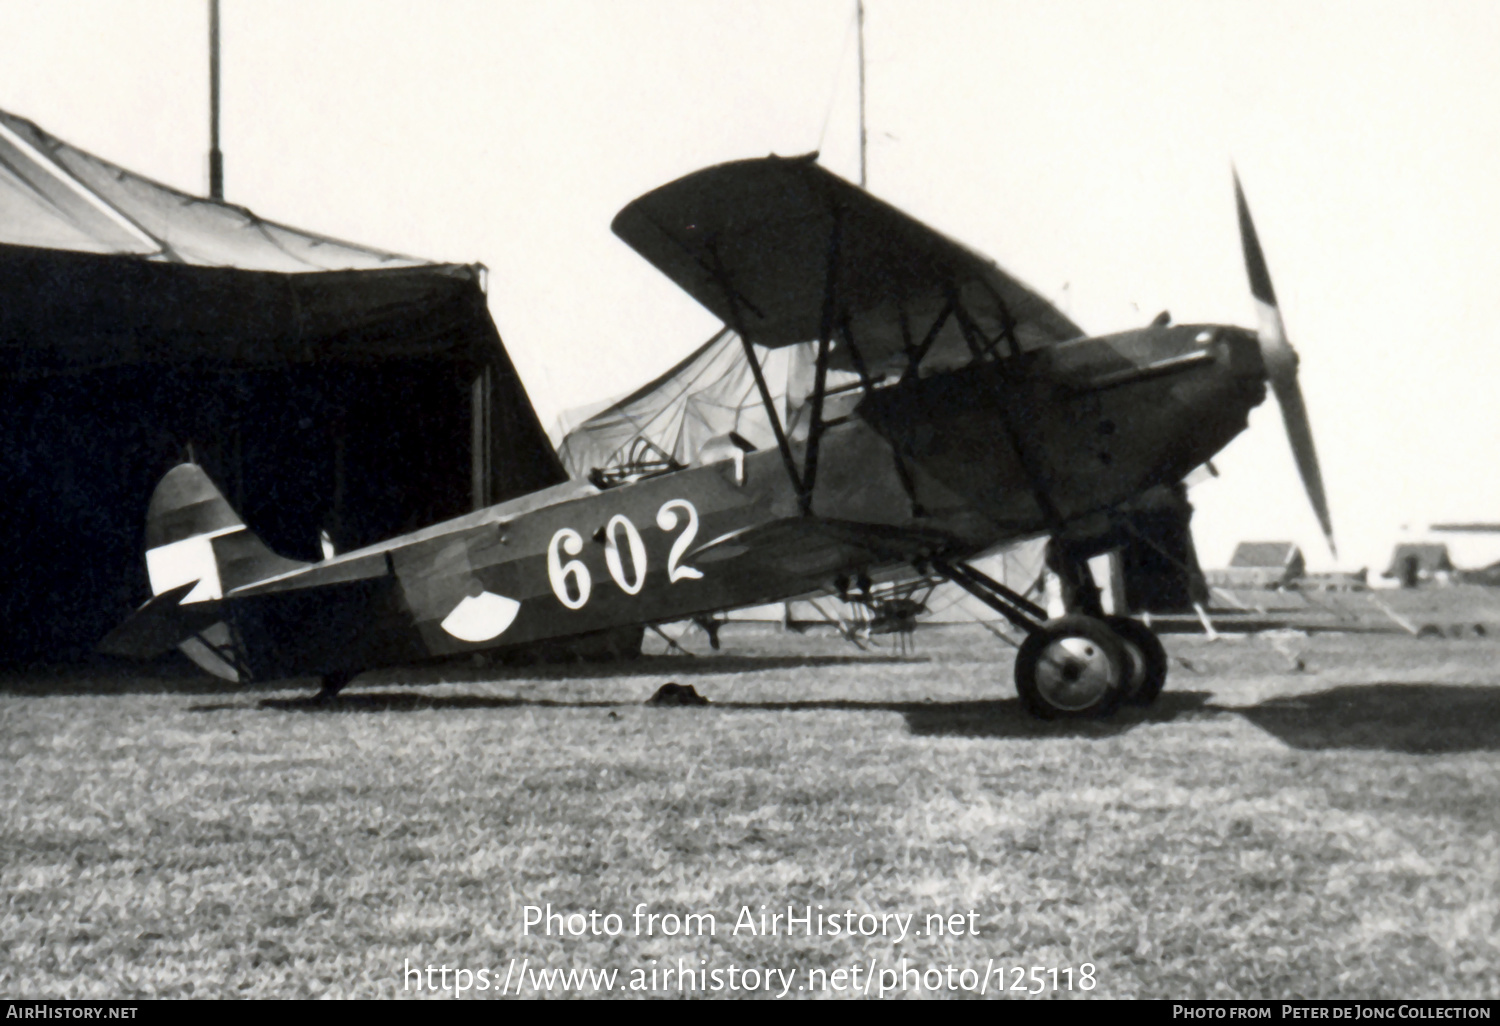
left=209, top=0, right=224, bottom=200
left=858, top=0, right=870, bottom=188
left=471, top=365, right=492, bottom=510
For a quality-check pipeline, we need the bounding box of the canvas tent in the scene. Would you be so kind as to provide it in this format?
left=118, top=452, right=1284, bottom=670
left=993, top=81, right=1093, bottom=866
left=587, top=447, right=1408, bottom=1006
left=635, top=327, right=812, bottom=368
left=553, top=327, right=836, bottom=477
left=0, top=108, right=564, bottom=662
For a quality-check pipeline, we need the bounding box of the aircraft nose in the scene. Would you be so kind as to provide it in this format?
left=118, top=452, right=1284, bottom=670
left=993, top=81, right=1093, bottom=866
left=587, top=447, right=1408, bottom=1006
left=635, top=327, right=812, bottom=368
left=1212, top=325, right=1266, bottom=382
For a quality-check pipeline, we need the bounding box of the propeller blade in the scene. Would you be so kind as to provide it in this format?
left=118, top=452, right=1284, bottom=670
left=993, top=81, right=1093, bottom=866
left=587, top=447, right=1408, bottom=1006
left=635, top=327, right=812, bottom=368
left=1234, top=169, right=1336, bottom=558
left=1235, top=170, right=1277, bottom=307
left=1269, top=374, right=1336, bottom=560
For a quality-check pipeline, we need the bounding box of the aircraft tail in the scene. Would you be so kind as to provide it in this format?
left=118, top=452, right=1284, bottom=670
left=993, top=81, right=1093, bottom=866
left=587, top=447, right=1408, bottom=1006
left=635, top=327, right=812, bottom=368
left=99, top=464, right=310, bottom=678
left=142, top=463, right=307, bottom=601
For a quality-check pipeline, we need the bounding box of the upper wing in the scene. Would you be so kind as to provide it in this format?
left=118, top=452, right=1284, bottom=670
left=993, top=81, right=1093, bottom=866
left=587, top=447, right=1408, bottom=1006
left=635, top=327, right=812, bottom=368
left=612, top=154, right=1083, bottom=376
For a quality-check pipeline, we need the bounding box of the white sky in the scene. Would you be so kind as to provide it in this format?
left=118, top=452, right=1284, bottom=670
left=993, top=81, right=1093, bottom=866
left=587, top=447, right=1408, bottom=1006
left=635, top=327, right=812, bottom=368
left=2, top=0, right=1497, bottom=574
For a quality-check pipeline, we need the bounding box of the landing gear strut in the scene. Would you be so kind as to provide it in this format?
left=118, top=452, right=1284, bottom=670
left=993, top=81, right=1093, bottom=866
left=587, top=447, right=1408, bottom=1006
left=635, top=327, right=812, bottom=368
left=931, top=546, right=1168, bottom=719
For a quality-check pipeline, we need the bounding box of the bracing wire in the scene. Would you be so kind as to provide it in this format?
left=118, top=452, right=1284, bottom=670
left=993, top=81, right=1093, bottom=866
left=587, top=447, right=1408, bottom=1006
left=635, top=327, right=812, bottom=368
left=814, top=6, right=860, bottom=159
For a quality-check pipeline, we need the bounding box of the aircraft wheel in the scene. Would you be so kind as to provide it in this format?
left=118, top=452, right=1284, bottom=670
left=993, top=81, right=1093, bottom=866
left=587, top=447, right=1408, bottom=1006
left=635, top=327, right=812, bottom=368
left=1014, top=615, right=1128, bottom=719
left=1105, top=615, right=1168, bottom=706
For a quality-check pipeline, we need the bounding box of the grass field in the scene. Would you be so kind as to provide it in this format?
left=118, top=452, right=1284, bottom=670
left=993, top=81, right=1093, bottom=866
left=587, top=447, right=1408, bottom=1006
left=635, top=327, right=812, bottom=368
left=2, top=619, right=1498, bottom=999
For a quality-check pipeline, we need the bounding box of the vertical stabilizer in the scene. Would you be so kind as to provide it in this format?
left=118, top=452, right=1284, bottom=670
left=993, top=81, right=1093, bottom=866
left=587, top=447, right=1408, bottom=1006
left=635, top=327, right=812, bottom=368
left=144, top=463, right=306, bottom=601
left=121, top=464, right=309, bottom=681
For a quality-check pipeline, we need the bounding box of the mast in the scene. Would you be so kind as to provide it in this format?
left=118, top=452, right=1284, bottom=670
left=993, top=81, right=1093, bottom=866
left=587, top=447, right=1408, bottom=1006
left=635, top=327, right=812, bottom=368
left=858, top=0, right=870, bottom=188
left=209, top=0, right=224, bottom=200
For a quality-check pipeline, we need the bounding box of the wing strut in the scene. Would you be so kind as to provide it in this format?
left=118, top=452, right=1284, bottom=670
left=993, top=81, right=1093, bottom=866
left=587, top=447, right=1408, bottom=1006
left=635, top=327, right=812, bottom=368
left=712, top=242, right=806, bottom=501
left=711, top=204, right=848, bottom=514
left=732, top=323, right=804, bottom=496
left=800, top=335, right=833, bottom=515
left=980, top=280, right=1022, bottom=359
left=899, top=299, right=954, bottom=384
left=799, top=202, right=843, bottom=514
left=951, top=294, right=1011, bottom=363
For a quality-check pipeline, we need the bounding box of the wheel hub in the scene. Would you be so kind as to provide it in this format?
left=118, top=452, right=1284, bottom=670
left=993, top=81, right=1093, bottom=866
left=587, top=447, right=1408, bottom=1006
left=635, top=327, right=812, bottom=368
left=1034, top=636, right=1117, bottom=711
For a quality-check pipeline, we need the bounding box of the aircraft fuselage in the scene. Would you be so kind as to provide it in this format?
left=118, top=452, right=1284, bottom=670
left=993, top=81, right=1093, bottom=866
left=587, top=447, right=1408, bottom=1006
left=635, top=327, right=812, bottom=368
left=215, top=322, right=1266, bottom=682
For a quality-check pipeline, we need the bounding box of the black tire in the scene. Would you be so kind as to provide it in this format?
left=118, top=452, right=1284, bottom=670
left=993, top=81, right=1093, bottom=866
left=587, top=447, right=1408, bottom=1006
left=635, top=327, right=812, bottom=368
left=1105, top=615, right=1168, bottom=706
left=1014, top=615, right=1128, bottom=720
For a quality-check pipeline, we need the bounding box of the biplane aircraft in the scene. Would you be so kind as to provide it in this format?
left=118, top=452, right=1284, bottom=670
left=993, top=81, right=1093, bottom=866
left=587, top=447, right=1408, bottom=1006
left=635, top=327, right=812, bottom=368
left=102, top=155, right=1333, bottom=718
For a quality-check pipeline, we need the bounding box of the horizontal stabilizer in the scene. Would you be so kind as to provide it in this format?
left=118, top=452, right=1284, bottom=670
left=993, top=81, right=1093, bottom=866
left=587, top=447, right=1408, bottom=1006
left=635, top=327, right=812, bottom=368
left=98, top=581, right=224, bottom=659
